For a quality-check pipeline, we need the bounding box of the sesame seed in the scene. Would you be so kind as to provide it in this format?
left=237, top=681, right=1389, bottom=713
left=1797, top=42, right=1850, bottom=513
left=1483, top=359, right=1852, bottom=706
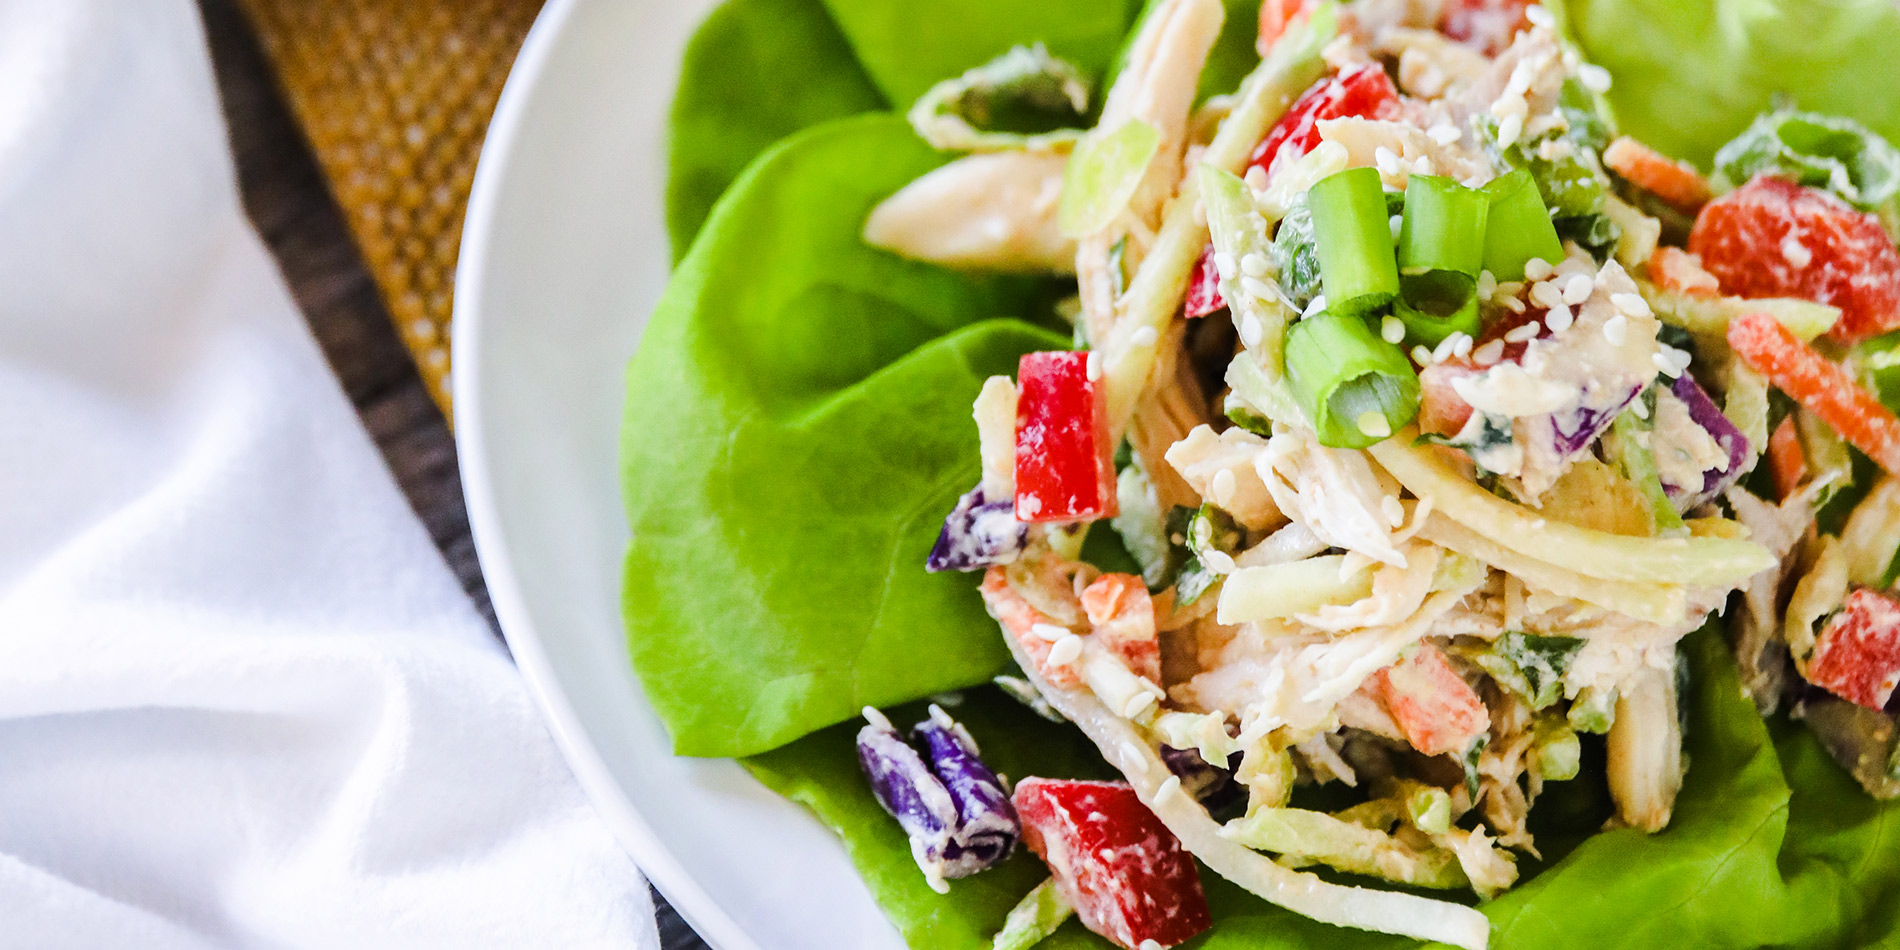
left=1610, top=292, right=1652, bottom=317
left=1529, top=279, right=1563, bottom=309
left=1130, top=326, right=1159, bottom=347
left=1413, top=155, right=1436, bottom=176
left=1381, top=315, right=1405, bottom=344
left=1123, top=691, right=1159, bottom=719
left=1652, top=350, right=1684, bottom=378
left=1505, top=322, right=1541, bottom=343
left=1502, top=295, right=1527, bottom=314
left=1375, top=147, right=1401, bottom=176
left=1578, top=62, right=1612, bottom=94
left=1047, top=634, right=1083, bottom=667
left=1427, top=123, right=1460, bottom=145
left=1496, top=112, right=1524, bottom=149
left=862, top=706, right=894, bottom=731
left=1240, top=313, right=1264, bottom=347
left=1358, top=411, right=1392, bottom=439
left=1432, top=333, right=1462, bottom=363
left=1545, top=304, right=1573, bottom=332
left=1211, top=468, right=1237, bottom=505
left=1453, top=333, right=1474, bottom=358
left=1156, top=776, right=1183, bottom=803
left=1214, top=251, right=1237, bottom=281
left=1244, top=165, right=1269, bottom=191
left=1524, top=258, right=1556, bottom=281
left=1031, top=623, right=1069, bottom=642
left=1473, top=339, right=1506, bottom=365
left=1476, top=270, right=1498, bottom=300
left=1603, top=313, right=1628, bottom=346
left=1631, top=395, right=1650, bottom=419
left=1563, top=273, right=1594, bottom=305
left=1411, top=344, right=1434, bottom=365
left=1241, top=252, right=1269, bottom=277
left=1381, top=495, right=1405, bottom=526
left=1242, top=275, right=1277, bottom=301
left=1086, top=350, right=1103, bottom=380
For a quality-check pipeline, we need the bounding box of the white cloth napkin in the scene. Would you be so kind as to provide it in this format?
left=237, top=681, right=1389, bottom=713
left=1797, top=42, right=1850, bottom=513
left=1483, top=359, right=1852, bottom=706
left=0, top=2, right=659, bottom=947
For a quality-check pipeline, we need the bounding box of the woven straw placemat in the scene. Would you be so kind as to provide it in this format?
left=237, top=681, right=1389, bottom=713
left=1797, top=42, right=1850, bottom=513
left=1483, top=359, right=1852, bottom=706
left=236, top=0, right=544, bottom=415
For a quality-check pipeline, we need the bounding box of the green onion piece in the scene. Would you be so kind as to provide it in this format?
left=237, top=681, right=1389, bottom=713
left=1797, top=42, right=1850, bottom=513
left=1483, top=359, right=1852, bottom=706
left=1285, top=309, right=1420, bottom=449
left=1394, top=276, right=1482, bottom=348
left=1307, top=167, right=1400, bottom=318
left=1603, top=396, right=1688, bottom=536
left=1399, top=175, right=1487, bottom=276
left=1481, top=169, right=1565, bottom=282
left=992, top=878, right=1074, bottom=950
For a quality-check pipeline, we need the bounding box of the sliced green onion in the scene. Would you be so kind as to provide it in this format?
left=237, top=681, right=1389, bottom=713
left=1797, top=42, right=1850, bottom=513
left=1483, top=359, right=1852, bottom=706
left=1603, top=394, right=1688, bottom=537
left=1393, top=176, right=1487, bottom=346
left=1481, top=169, right=1564, bottom=282
left=1307, top=167, right=1400, bottom=318
left=992, top=877, right=1073, bottom=950
left=1058, top=119, right=1160, bottom=237
left=1285, top=309, right=1420, bottom=448
left=1202, top=163, right=1292, bottom=374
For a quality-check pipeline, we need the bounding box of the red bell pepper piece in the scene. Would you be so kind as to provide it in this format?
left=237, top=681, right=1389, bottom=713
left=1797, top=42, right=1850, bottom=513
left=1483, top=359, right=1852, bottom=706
left=1246, top=64, right=1400, bottom=182
left=1689, top=176, right=1900, bottom=343
left=1183, top=245, right=1226, bottom=318
left=1013, top=778, right=1212, bottom=950
left=1015, top=351, right=1116, bottom=523
left=1372, top=643, right=1489, bottom=757
left=1727, top=311, right=1900, bottom=476
left=1809, top=588, right=1900, bottom=710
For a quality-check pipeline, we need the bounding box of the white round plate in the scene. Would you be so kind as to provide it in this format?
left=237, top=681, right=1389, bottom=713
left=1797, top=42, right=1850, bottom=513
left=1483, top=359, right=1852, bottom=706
left=453, top=1, right=906, bottom=947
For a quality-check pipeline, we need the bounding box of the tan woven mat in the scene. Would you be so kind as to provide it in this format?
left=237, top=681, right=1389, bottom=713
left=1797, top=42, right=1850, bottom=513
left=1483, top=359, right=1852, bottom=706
left=237, top=0, right=545, bottom=415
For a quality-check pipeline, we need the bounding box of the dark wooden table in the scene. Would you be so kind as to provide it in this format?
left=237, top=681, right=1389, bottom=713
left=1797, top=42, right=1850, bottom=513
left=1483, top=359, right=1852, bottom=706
left=199, top=2, right=710, bottom=946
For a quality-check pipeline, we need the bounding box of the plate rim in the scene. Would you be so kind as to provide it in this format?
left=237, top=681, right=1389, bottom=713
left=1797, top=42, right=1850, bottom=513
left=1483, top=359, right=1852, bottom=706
left=451, top=3, right=763, bottom=948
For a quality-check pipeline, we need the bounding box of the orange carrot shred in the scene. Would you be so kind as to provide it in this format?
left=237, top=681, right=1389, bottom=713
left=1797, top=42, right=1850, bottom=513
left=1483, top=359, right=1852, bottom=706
left=1604, top=136, right=1713, bottom=213
left=1729, top=311, right=1900, bottom=476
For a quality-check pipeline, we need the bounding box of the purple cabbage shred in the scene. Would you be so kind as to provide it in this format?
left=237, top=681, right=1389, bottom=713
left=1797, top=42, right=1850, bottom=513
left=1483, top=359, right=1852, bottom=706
left=856, top=705, right=1019, bottom=889
left=926, top=485, right=1026, bottom=573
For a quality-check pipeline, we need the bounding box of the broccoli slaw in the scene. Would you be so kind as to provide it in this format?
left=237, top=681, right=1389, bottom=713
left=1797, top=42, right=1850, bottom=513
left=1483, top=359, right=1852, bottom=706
left=842, top=1, right=1900, bottom=949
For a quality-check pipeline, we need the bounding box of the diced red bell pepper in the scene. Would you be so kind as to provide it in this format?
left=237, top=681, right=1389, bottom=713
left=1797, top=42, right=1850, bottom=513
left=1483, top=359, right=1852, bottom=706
left=1689, top=176, right=1900, bottom=343
left=1184, top=245, right=1226, bottom=318
left=1767, top=415, right=1807, bottom=501
left=1372, top=643, right=1489, bottom=757
left=1080, top=573, right=1161, bottom=683
left=1809, top=588, right=1900, bottom=710
left=1246, top=64, right=1400, bottom=182
left=1013, top=778, right=1211, bottom=950
left=980, top=567, right=1083, bottom=688
left=1603, top=136, right=1713, bottom=213
left=1438, top=0, right=1533, bottom=55
left=1727, top=311, right=1900, bottom=475
left=1015, top=351, right=1116, bottom=523
left=1418, top=362, right=1481, bottom=438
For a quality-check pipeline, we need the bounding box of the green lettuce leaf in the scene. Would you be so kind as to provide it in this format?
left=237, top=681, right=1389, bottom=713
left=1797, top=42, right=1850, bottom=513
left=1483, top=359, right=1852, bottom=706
left=1567, top=0, right=1900, bottom=167
left=624, top=115, right=1068, bottom=757
left=666, top=0, right=887, bottom=259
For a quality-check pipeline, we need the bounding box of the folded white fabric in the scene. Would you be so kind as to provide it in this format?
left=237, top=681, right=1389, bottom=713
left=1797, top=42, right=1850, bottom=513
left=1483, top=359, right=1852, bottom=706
left=0, top=2, right=657, bottom=947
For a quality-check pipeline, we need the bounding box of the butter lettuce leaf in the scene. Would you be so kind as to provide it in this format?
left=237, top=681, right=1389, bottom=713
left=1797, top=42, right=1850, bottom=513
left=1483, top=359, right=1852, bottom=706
left=624, top=115, right=1067, bottom=757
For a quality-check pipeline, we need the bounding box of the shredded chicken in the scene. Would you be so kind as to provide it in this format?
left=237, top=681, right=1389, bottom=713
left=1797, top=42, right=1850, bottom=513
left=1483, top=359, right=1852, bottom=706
left=863, top=151, right=1073, bottom=272
left=1257, top=424, right=1410, bottom=566
left=1166, top=423, right=1286, bottom=530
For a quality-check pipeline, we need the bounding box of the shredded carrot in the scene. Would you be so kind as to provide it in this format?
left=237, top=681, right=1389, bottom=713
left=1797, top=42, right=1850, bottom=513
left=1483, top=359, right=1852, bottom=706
left=1768, top=416, right=1807, bottom=500
left=1647, top=246, right=1722, bottom=299
left=1256, top=0, right=1311, bottom=54
left=1729, top=311, right=1900, bottom=475
left=1604, top=136, right=1713, bottom=213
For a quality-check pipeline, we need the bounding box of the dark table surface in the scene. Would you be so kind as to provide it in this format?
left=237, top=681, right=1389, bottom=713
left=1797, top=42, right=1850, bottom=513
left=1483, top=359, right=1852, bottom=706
left=199, top=1, right=711, bottom=946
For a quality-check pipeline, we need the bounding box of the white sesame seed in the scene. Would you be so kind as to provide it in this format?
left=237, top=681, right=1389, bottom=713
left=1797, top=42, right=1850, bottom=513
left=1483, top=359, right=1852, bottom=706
left=1602, top=313, right=1628, bottom=346
left=1381, top=315, right=1406, bottom=344
left=1545, top=303, right=1574, bottom=332
left=1428, top=123, right=1460, bottom=145
left=1578, top=62, right=1612, bottom=94
left=1358, top=411, right=1393, bottom=439
left=1610, top=292, right=1652, bottom=317
left=1453, top=333, right=1474, bottom=358
left=1413, top=155, right=1436, bottom=176
left=1524, top=258, right=1556, bottom=281
left=1214, top=251, right=1237, bottom=282
left=1130, top=326, right=1159, bottom=347
left=1529, top=279, right=1563, bottom=309
left=1563, top=273, right=1595, bottom=305
left=1411, top=345, right=1434, bottom=365
left=1381, top=494, right=1406, bottom=526
left=1156, top=776, right=1183, bottom=803
left=1473, top=338, right=1506, bottom=365
left=1240, top=313, right=1264, bottom=348
left=1505, top=322, right=1541, bottom=343
left=1123, top=691, right=1159, bottom=719
left=1652, top=351, right=1683, bottom=378
left=1242, top=275, right=1277, bottom=301
left=1432, top=333, right=1462, bottom=364
left=1086, top=350, right=1103, bottom=380
left=1502, top=295, right=1527, bottom=314
left=1031, top=623, right=1069, bottom=642
left=1496, top=112, right=1525, bottom=149
left=1211, top=468, right=1237, bottom=505
left=1375, top=146, right=1401, bottom=176
left=1047, top=633, right=1083, bottom=667
left=862, top=706, right=894, bottom=731
left=1476, top=270, right=1498, bottom=300
left=1244, top=165, right=1269, bottom=191
left=1240, top=252, right=1269, bottom=277
left=1631, top=395, right=1649, bottom=419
